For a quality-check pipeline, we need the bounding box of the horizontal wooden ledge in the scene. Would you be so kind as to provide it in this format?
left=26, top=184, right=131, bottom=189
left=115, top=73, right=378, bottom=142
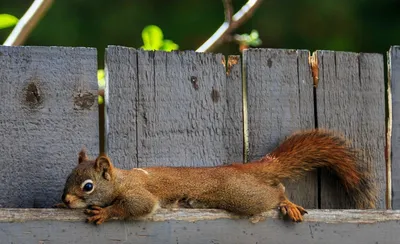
left=1, top=208, right=400, bottom=224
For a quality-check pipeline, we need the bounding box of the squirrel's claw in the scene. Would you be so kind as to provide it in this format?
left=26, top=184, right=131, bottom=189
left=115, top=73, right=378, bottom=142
left=86, top=215, right=106, bottom=225
left=85, top=205, right=103, bottom=214
left=278, top=201, right=307, bottom=222
left=85, top=205, right=109, bottom=225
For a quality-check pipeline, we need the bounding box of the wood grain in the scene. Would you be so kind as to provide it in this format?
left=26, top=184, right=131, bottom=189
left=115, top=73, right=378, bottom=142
left=316, top=51, right=386, bottom=209
left=1, top=208, right=400, bottom=223
left=106, top=46, right=243, bottom=168
left=244, top=48, right=317, bottom=208
left=105, top=46, right=139, bottom=169
left=225, top=55, right=243, bottom=163
left=1, top=209, right=400, bottom=244
left=0, top=46, right=98, bottom=208
left=389, top=46, right=400, bottom=209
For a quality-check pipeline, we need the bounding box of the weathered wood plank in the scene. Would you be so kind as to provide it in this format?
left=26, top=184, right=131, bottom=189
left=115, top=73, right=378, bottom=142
left=106, top=46, right=242, bottom=168
left=1, top=209, right=400, bottom=244
left=1, top=208, right=400, bottom=223
left=244, top=49, right=317, bottom=208
left=316, top=51, right=386, bottom=209
left=0, top=46, right=98, bottom=208
left=225, top=55, right=243, bottom=162
left=105, top=46, right=139, bottom=169
left=136, top=50, right=240, bottom=167
left=389, top=46, right=400, bottom=209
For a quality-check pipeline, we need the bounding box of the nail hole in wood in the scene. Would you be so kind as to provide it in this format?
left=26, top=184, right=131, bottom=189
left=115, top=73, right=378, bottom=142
left=267, top=58, right=273, bottom=68
left=191, top=76, right=199, bottom=90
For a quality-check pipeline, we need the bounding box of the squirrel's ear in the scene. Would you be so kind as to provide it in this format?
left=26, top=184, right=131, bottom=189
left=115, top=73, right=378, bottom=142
left=78, top=148, right=88, bottom=164
left=95, top=155, right=113, bottom=181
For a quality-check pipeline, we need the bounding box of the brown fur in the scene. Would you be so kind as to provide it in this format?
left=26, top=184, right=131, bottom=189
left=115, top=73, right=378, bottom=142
left=236, top=129, right=377, bottom=208
left=58, top=129, right=377, bottom=225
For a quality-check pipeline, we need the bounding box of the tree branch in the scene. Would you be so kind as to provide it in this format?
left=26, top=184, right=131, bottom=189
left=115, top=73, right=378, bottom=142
left=3, top=0, right=54, bottom=46
left=223, top=0, right=233, bottom=23
left=196, top=0, right=263, bottom=53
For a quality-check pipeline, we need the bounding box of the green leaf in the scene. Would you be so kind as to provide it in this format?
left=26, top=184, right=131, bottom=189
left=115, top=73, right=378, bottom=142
left=98, top=95, right=104, bottom=105
left=97, top=69, right=105, bottom=89
left=249, top=30, right=259, bottom=40
left=141, top=25, right=164, bottom=50
left=0, top=14, right=18, bottom=29
left=248, top=38, right=262, bottom=46
left=235, top=30, right=262, bottom=47
left=160, top=39, right=179, bottom=51
left=248, top=30, right=262, bottom=47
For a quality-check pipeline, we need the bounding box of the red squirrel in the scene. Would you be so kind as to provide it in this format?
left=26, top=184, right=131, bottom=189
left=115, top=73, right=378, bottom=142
left=57, top=129, right=377, bottom=225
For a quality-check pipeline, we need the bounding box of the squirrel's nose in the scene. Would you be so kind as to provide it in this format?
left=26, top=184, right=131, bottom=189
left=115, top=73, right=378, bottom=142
left=62, top=193, right=71, bottom=204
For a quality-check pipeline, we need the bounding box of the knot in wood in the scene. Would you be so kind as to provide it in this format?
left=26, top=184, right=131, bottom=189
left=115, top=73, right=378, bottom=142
left=25, top=82, right=42, bottom=109
left=211, top=88, right=220, bottom=103
left=74, top=92, right=96, bottom=110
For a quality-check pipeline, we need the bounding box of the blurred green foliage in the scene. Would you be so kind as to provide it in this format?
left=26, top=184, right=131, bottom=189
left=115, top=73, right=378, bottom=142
left=0, top=14, right=18, bottom=29
left=235, top=30, right=262, bottom=47
left=97, top=69, right=105, bottom=88
left=141, top=25, right=178, bottom=51
left=0, top=0, right=399, bottom=69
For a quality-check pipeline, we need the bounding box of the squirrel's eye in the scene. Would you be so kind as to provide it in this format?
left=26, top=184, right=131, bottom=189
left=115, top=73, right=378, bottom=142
left=81, top=179, right=94, bottom=193
left=83, top=183, right=93, bottom=191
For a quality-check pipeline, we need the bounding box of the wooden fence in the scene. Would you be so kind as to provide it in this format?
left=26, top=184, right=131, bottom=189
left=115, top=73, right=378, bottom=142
left=0, top=45, right=399, bottom=243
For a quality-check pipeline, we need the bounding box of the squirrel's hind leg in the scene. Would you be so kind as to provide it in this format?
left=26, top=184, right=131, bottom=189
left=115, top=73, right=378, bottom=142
left=278, top=198, right=308, bottom=222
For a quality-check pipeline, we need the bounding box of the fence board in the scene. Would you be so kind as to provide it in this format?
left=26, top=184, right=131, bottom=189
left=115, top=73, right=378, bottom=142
left=244, top=49, right=316, bottom=208
left=389, top=46, right=400, bottom=209
left=225, top=55, right=244, bottom=163
left=0, top=46, right=98, bottom=208
left=106, top=46, right=242, bottom=168
left=105, top=46, right=139, bottom=169
left=316, top=51, right=386, bottom=209
left=1, top=209, right=400, bottom=244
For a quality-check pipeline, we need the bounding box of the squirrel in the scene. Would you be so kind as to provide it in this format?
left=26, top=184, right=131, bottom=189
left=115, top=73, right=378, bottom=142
left=57, top=129, right=377, bottom=225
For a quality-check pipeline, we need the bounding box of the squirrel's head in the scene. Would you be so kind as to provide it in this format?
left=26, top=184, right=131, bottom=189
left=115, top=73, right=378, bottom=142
left=61, top=149, right=117, bottom=208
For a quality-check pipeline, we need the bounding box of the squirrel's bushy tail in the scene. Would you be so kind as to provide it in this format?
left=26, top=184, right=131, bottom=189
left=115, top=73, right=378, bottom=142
left=243, top=129, right=377, bottom=208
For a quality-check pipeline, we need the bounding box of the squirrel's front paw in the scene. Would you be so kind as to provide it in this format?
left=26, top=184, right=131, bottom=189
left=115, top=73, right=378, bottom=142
left=278, top=201, right=308, bottom=222
left=85, top=205, right=109, bottom=225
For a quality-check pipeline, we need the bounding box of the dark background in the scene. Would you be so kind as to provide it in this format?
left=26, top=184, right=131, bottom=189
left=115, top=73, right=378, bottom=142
left=1, top=0, right=399, bottom=68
